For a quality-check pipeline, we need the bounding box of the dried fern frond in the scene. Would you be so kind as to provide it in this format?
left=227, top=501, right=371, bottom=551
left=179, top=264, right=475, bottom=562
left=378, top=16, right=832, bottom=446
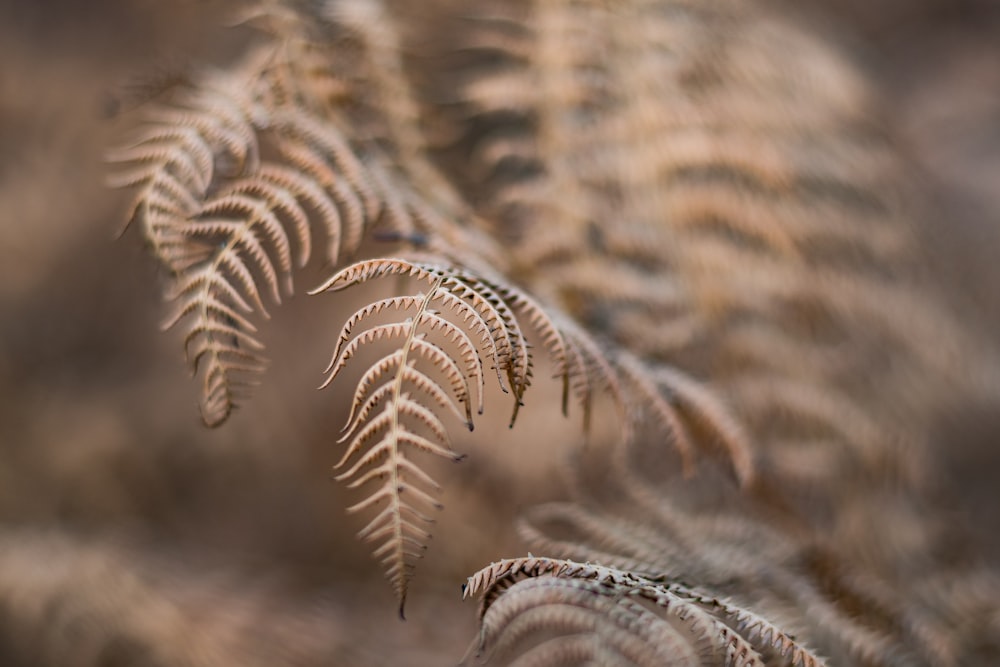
left=439, top=0, right=1000, bottom=610
left=107, top=2, right=1000, bottom=662
left=111, top=55, right=281, bottom=426
left=504, top=429, right=944, bottom=665
left=512, top=494, right=935, bottom=665
left=463, top=556, right=825, bottom=667
left=110, top=1, right=499, bottom=426
left=108, top=29, right=359, bottom=424
left=312, top=256, right=632, bottom=610
left=466, top=576, right=705, bottom=666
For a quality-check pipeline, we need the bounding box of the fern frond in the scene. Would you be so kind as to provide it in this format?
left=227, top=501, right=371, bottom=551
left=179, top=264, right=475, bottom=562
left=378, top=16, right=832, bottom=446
left=514, top=491, right=916, bottom=666
left=313, top=256, right=626, bottom=608
left=466, top=576, right=703, bottom=667
left=441, top=0, right=998, bottom=545
left=463, top=556, right=825, bottom=667
left=324, top=283, right=467, bottom=614
left=108, top=42, right=363, bottom=425
left=109, top=1, right=502, bottom=426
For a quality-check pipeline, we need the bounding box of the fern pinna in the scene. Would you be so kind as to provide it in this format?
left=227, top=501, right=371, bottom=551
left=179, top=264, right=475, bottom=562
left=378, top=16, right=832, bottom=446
left=107, top=44, right=377, bottom=426
left=313, top=257, right=547, bottom=613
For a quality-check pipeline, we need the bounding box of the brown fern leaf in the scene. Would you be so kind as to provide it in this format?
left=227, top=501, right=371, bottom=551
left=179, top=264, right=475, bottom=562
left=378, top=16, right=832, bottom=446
left=319, top=282, right=475, bottom=612
left=110, top=57, right=275, bottom=425
left=463, top=556, right=826, bottom=667
left=435, top=5, right=1000, bottom=627
left=109, top=2, right=500, bottom=425
left=514, top=492, right=927, bottom=665
left=465, top=576, right=704, bottom=666
left=313, top=256, right=637, bottom=608
left=108, top=41, right=369, bottom=424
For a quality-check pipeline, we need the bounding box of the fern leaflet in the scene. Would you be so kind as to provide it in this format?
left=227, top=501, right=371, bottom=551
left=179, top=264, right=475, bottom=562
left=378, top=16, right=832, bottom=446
left=464, top=556, right=827, bottom=667
left=313, top=257, right=629, bottom=610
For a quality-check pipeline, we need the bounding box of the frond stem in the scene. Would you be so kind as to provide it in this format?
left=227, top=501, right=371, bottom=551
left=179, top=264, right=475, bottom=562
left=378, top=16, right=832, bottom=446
left=389, top=273, right=445, bottom=617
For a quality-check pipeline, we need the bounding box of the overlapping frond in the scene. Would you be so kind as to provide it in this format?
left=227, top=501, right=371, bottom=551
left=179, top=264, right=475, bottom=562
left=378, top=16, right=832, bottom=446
left=109, top=1, right=496, bottom=425
left=107, top=31, right=371, bottom=424
left=312, top=256, right=633, bottom=608
left=463, top=557, right=826, bottom=667
left=512, top=494, right=937, bottom=665
left=111, top=60, right=273, bottom=425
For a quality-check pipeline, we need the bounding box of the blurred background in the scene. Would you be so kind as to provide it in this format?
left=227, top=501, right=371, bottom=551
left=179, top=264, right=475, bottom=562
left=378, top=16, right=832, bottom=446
left=0, top=0, right=997, bottom=664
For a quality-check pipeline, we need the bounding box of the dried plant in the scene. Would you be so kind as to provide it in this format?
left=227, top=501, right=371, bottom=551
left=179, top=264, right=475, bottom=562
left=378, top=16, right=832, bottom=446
left=105, top=0, right=1000, bottom=664
left=463, top=557, right=826, bottom=667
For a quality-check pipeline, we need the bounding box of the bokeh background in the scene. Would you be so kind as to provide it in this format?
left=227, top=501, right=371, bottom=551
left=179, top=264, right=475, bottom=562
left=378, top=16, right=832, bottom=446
left=0, top=0, right=997, bottom=664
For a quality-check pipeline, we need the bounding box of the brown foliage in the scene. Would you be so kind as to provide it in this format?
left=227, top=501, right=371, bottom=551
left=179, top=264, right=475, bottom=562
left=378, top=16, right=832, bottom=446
left=2, top=0, right=1000, bottom=665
